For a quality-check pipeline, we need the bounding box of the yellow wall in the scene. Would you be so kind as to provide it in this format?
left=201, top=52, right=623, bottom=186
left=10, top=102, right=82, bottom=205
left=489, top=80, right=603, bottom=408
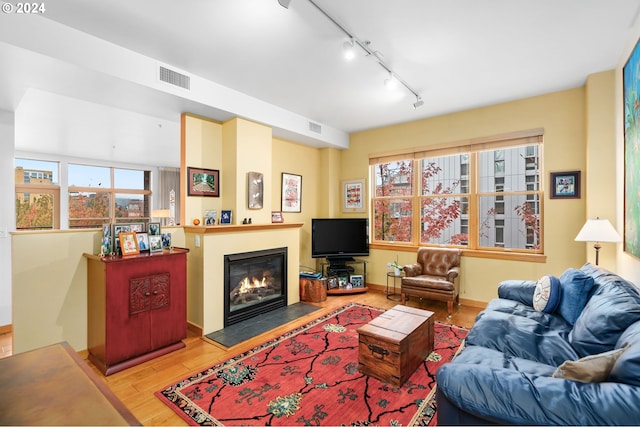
left=348, top=88, right=588, bottom=302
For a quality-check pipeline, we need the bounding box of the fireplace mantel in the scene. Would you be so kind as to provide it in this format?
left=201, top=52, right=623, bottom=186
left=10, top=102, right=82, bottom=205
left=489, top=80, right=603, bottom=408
left=184, top=222, right=303, bottom=234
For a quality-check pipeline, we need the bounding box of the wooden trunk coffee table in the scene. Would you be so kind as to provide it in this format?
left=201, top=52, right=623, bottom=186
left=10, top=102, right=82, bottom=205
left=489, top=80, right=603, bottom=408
left=357, top=305, right=434, bottom=387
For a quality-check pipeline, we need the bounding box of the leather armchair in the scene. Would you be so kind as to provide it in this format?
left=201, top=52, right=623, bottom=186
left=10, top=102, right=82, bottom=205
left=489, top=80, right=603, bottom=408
left=401, top=247, right=462, bottom=317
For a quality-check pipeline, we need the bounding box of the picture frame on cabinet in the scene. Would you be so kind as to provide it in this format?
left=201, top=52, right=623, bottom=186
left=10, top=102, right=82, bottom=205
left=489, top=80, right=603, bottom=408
left=112, top=223, right=131, bottom=255
left=350, top=274, right=364, bottom=288
left=204, top=210, right=217, bottom=226
left=187, top=166, right=220, bottom=197
left=136, top=232, right=150, bottom=251
left=119, top=232, right=140, bottom=256
left=149, top=234, right=163, bottom=252
left=162, top=233, right=172, bottom=248
left=148, top=222, right=161, bottom=236
left=101, top=224, right=112, bottom=256
left=129, top=222, right=145, bottom=233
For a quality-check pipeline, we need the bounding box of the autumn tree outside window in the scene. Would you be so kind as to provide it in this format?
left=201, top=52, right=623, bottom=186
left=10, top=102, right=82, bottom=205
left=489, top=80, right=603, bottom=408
left=370, top=129, right=544, bottom=254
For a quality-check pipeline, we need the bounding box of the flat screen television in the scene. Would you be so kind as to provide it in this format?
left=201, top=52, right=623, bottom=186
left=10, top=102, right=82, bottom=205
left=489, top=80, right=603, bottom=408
left=311, top=218, right=369, bottom=262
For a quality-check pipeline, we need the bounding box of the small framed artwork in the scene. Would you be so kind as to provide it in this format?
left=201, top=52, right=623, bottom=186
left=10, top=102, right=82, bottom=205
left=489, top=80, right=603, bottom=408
left=271, top=211, right=284, bottom=223
left=342, top=179, right=366, bottom=212
left=136, top=232, right=150, bottom=251
left=112, top=223, right=131, bottom=255
left=220, top=210, right=233, bottom=224
left=148, top=222, right=161, bottom=236
left=129, top=222, right=145, bottom=233
left=100, top=224, right=112, bottom=256
left=187, top=167, right=220, bottom=197
left=204, top=210, right=217, bottom=226
left=119, top=232, right=140, bottom=256
left=338, top=275, right=349, bottom=288
left=550, top=171, right=581, bottom=199
left=281, top=172, right=302, bottom=213
left=161, top=233, right=172, bottom=248
left=248, top=171, right=264, bottom=209
left=350, top=274, right=364, bottom=288
left=326, top=276, right=338, bottom=290
left=149, top=234, right=163, bottom=252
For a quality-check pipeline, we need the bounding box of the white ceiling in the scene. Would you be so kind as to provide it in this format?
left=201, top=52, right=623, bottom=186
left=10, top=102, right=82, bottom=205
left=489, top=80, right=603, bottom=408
left=1, top=0, right=640, bottom=167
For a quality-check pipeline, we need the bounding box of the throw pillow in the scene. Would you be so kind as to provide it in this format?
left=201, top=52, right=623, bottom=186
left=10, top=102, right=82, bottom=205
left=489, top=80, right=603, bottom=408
left=557, top=268, right=595, bottom=325
left=553, top=345, right=630, bottom=383
left=532, top=275, right=562, bottom=313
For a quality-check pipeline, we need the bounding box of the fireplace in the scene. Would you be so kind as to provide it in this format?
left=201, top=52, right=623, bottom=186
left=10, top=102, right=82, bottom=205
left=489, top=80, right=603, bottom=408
left=224, top=247, right=288, bottom=327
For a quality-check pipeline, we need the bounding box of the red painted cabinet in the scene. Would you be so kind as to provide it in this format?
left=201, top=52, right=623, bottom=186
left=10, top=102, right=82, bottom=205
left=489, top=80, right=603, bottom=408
left=84, top=248, right=189, bottom=375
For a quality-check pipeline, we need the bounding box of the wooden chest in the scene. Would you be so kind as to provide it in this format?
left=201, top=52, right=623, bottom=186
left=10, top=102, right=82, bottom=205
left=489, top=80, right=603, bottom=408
left=357, top=305, right=434, bottom=387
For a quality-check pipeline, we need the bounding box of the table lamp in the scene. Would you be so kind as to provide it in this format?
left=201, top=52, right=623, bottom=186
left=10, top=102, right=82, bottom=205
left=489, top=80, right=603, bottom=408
left=152, top=209, right=171, bottom=226
left=574, top=217, right=621, bottom=265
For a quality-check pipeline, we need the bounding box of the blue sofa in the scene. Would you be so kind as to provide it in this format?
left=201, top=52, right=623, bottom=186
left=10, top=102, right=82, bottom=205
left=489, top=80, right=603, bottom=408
left=436, top=263, right=640, bottom=425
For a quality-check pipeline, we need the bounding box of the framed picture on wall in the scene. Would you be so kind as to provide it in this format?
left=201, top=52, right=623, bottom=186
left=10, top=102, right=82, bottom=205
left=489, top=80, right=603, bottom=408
left=187, top=167, right=220, bottom=197
left=281, top=172, right=302, bottom=213
left=550, top=171, right=580, bottom=199
left=624, top=37, right=640, bottom=259
left=342, top=179, right=366, bottom=212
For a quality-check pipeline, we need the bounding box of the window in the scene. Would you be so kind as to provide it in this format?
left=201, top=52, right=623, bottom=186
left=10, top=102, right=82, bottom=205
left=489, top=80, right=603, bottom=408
left=15, top=159, right=60, bottom=230
left=369, top=130, right=543, bottom=254
left=68, top=164, right=151, bottom=228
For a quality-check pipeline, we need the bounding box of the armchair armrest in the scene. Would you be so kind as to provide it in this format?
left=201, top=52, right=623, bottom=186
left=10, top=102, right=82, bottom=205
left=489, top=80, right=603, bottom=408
left=446, top=266, right=460, bottom=282
left=437, top=363, right=640, bottom=425
left=497, top=279, right=537, bottom=306
left=403, top=263, right=423, bottom=277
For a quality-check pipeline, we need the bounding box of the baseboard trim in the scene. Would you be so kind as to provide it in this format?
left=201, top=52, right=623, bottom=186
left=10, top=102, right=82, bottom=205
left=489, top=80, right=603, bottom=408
left=187, top=321, right=203, bottom=337
left=0, top=324, right=12, bottom=335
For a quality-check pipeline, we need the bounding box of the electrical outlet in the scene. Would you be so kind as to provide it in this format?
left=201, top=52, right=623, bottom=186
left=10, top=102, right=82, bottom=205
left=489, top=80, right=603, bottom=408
left=195, top=235, right=201, bottom=248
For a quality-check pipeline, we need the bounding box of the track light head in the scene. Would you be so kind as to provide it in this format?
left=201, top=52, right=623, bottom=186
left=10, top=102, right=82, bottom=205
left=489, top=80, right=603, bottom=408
left=343, top=39, right=355, bottom=60
left=277, top=0, right=291, bottom=9
left=413, top=96, right=424, bottom=109
left=384, top=73, right=398, bottom=90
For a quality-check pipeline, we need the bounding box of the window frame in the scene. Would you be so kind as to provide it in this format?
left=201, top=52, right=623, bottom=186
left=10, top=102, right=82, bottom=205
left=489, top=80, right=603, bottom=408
left=369, top=129, right=546, bottom=262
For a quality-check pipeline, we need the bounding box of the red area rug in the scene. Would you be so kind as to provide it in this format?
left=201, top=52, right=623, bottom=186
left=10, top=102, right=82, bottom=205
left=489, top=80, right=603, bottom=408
left=156, top=303, right=468, bottom=426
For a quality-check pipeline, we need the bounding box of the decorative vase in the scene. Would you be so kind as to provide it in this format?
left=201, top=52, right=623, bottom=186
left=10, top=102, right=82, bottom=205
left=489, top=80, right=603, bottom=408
left=394, top=267, right=402, bottom=276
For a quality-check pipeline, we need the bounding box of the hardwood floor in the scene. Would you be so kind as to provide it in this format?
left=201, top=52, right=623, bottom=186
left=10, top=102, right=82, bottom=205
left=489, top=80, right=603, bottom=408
left=21, top=291, right=485, bottom=426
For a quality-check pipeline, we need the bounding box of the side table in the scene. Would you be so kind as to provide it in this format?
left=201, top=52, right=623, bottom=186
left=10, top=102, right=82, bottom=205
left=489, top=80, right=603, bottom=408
left=386, top=272, right=403, bottom=301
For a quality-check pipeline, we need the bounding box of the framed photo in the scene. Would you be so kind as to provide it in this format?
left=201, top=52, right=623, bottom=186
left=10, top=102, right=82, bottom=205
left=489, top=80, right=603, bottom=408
left=326, top=276, right=338, bottom=290
left=187, top=166, right=220, bottom=197
left=129, top=222, right=145, bottom=233
left=350, top=274, right=364, bottom=288
left=149, top=234, right=163, bottom=252
left=342, top=179, right=366, bottom=212
left=248, top=171, right=264, bottom=209
left=624, top=37, right=640, bottom=259
left=271, top=211, right=284, bottom=223
left=220, top=210, right=232, bottom=224
left=161, top=233, right=172, bottom=248
left=119, top=232, right=139, bottom=256
left=136, top=232, right=150, bottom=251
left=148, top=222, right=161, bottom=236
left=112, top=223, right=131, bottom=255
left=204, top=210, right=218, bottom=226
left=281, top=172, right=302, bottom=213
left=100, top=224, right=112, bottom=256
left=550, top=171, right=581, bottom=199
left=338, top=275, right=349, bottom=288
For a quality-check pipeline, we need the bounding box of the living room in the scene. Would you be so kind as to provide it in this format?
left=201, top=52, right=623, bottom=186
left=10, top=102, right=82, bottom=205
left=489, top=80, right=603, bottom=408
left=2, top=2, right=640, bottom=423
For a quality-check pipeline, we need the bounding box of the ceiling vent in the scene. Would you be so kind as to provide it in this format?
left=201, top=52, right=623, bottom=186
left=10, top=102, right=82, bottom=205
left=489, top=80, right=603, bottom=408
left=159, top=65, right=190, bottom=90
left=308, top=121, right=322, bottom=134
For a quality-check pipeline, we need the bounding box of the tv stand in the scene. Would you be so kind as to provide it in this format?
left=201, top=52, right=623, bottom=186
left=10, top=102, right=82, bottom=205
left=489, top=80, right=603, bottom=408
left=321, top=258, right=367, bottom=295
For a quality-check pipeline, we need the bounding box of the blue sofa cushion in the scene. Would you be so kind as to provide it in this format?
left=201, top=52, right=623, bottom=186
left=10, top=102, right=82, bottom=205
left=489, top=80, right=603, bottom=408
left=533, top=275, right=561, bottom=313
left=557, top=268, right=595, bottom=325
left=570, top=274, right=640, bottom=357
left=466, top=307, right=577, bottom=366
left=454, top=345, right=556, bottom=377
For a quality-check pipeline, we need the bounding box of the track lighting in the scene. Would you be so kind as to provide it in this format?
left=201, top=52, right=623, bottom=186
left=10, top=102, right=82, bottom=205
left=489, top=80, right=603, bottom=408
left=277, top=0, right=291, bottom=8
left=343, top=39, right=355, bottom=60
left=384, top=73, right=398, bottom=90
left=413, top=96, right=424, bottom=109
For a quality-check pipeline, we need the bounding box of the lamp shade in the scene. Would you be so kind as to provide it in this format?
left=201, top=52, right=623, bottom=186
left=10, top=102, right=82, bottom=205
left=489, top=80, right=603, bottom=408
left=575, top=218, right=621, bottom=243
left=152, top=209, right=171, bottom=218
